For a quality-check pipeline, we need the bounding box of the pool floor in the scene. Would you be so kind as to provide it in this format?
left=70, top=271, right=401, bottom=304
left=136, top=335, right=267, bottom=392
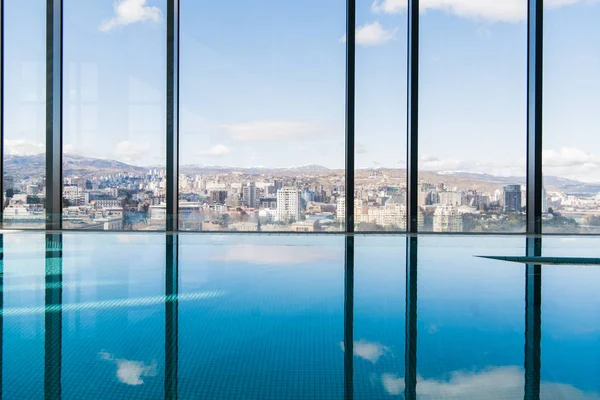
left=1, top=233, right=598, bottom=399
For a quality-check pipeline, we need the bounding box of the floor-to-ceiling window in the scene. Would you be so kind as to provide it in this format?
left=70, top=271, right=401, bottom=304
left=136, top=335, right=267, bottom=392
left=418, top=0, right=527, bottom=232
left=62, top=0, right=167, bottom=231
left=354, top=0, right=407, bottom=232
left=179, top=0, right=346, bottom=232
left=2, top=0, right=46, bottom=229
left=543, top=1, right=600, bottom=234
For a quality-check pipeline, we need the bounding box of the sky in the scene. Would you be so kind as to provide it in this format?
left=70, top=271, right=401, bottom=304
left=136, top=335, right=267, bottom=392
left=3, top=0, right=600, bottom=182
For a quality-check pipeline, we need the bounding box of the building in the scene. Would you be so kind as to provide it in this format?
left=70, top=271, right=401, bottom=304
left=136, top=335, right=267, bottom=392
left=291, top=220, right=320, bottom=232
left=433, top=205, right=463, bottom=232
left=27, top=185, right=40, bottom=195
left=503, top=185, right=522, bottom=212
left=149, top=204, right=167, bottom=223
left=336, top=197, right=345, bottom=221
left=94, top=198, right=121, bottom=209
left=542, top=187, right=548, bottom=213
left=210, top=190, right=228, bottom=204
left=63, top=185, right=86, bottom=206
left=242, top=182, right=257, bottom=208
left=260, top=197, right=277, bottom=209
left=439, top=191, right=462, bottom=206
left=276, top=187, right=301, bottom=223
left=229, top=222, right=258, bottom=232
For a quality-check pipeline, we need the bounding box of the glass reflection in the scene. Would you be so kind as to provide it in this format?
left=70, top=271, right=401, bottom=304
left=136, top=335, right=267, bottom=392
left=0, top=234, right=596, bottom=398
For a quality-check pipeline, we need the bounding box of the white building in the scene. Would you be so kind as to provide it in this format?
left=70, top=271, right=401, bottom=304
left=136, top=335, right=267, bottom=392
left=276, top=187, right=302, bottom=223
left=439, top=191, right=463, bottom=206
left=63, top=185, right=87, bottom=206
left=433, top=205, right=463, bottom=232
left=336, top=197, right=345, bottom=221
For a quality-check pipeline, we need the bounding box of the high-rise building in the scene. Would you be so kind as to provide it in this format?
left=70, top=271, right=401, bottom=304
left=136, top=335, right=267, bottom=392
left=242, top=182, right=257, bottom=208
left=542, top=187, right=548, bottom=213
left=336, top=197, right=345, bottom=221
left=276, top=187, right=301, bottom=223
left=433, top=205, right=463, bottom=232
left=210, top=190, right=228, bottom=205
left=439, top=191, right=462, bottom=206
left=503, top=185, right=522, bottom=212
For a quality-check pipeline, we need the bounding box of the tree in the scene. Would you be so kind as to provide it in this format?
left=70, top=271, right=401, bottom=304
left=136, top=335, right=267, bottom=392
left=5, top=188, right=14, bottom=198
left=585, top=215, right=600, bottom=226
left=63, top=198, right=72, bottom=207
left=220, top=214, right=230, bottom=227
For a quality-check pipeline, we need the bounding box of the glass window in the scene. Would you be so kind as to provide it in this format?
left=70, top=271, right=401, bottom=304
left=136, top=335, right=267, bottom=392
left=179, top=0, right=345, bottom=232
left=418, top=0, right=527, bottom=232
left=354, top=0, right=407, bottom=232
left=3, top=0, right=46, bottom=229
left=543, top=1, right=600, bottom=233
left=63, top=0, right=167, bottom=230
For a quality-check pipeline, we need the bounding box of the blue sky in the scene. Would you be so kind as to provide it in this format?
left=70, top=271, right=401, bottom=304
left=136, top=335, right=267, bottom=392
left=3, top=0, right=600, bottom=182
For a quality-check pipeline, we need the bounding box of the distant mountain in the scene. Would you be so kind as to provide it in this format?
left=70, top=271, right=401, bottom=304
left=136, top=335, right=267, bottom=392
left=4, top=154, right=147, bottom=179
left=440, top=171, right=600, bottom=194
left=439, top=172, right=526, bottom=185
left=4, top=154, right=600, bottom=194
left=180, top=163, right=335, bottom=176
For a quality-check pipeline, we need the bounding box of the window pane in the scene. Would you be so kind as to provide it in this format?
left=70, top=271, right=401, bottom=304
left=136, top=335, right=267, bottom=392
left=354, top=0, right=407, bottom=232
left=418, top=1, right=527, bottom=232
left=543, top=2, right=600, bottom=233
left=179, top=1, right=345, bottom=232
left=63, top=0, right=167, bottom=231
left=3, top=0, right=46, bottom=229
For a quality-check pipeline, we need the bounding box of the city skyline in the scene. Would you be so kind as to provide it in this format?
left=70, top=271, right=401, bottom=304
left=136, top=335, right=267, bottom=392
left=3, top=0, right=600, bottom=182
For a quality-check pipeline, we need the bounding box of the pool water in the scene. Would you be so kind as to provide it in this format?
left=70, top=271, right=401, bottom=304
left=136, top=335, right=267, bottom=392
left=1, top=233, right=598, bottom=399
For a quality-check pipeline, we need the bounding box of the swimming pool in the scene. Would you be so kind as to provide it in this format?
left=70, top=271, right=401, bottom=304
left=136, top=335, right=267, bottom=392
left=1, top=233, right=598, bottom=399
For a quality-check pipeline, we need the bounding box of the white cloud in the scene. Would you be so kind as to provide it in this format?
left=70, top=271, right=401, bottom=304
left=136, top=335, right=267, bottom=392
left=543, top=147, right=600, bottom=182
left=212, top=245, right=336, bottom=265
left=99, top=0, right=161, bottom=32
left=4, top=140, right=44, bottom=156
left=114, top=140, right=151, bottom=163
left=198, top=144, right=231, bottom=157
left=356, top=143, right=368, bottom=154
left=371, top=0, right=595, bottom=22
left=340, top=21, right=398, bottom=46
left=381, top=366, right=600, bottom=399
left=99, top=352, right=158, bottom=386
left=219, top=120, right=327, bottom=142
left=339, top=340, right=390, bottom=363
left=543, top=147, right=600, bottom=167
left=63, top=143, right=76, bottom=155
left=419, top=153, right=526, bottom=177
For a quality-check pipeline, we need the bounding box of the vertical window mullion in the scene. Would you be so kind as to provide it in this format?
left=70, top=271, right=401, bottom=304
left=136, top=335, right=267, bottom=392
left=45, top=0, right=62, bottom=231
left=527, top=0, right=543, bottom=235
left=345, top=0, right=355, bottom=233
left=406, top=0, right=419, bottom=234
left=166, top=0, right=180, bottom=232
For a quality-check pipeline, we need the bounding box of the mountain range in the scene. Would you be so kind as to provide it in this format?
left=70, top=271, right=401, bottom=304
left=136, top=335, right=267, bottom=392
left=3, top=154, right=600, bottom=194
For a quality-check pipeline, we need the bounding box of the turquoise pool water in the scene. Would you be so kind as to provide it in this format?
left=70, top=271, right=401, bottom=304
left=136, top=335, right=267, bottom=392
left=1, top=233, right=598, bottom=399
